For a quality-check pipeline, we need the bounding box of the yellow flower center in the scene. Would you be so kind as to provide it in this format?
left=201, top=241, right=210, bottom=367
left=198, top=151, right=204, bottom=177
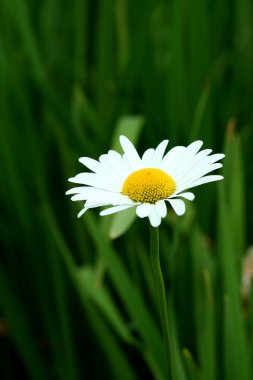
left=122, top=168, right=176, bottom=203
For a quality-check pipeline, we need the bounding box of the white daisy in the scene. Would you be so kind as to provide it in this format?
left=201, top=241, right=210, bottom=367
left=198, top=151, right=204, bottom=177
left=66, top=136, right=225, bottom=227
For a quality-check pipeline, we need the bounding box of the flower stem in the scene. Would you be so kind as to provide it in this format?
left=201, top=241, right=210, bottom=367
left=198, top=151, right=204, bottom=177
left=150, top=226, right=173, bottom=380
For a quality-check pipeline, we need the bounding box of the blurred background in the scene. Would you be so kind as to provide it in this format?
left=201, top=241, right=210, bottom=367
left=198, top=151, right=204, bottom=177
left=1, top=0, right=253, bottom=379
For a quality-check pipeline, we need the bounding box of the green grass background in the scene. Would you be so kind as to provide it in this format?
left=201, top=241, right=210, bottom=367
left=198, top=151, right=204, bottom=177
left=1, top=0, right=253, bottom=379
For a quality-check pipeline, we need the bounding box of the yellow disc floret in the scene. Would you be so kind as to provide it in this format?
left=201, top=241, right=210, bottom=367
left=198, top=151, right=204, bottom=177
left=122, top=168, right=176, bottom=203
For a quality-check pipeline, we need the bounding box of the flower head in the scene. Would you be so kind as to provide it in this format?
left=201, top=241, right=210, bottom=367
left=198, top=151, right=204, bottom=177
left=66, top=136, right=225, bottom=227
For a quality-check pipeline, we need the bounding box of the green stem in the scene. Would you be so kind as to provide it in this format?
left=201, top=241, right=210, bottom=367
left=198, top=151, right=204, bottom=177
left=150, top=226, right=173, bottom=380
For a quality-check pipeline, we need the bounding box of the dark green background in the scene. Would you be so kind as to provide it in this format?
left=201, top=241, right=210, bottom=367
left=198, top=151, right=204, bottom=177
left=1, top=1, right=253, bottom=379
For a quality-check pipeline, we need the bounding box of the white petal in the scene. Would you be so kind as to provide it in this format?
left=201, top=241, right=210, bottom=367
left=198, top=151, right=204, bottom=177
left=100, top=204, right=136, bottom=216
left=66, top=186, right=87, bottom=195
left=191, top=162, right=223, bottom=178
left=186, top=140, right=203, bottom=156
left=187, top=153, right=224, bottom=173
left=171, top=192, right=195, bottom=201
left=79, top=157, right=100, bottom=173
left=136, top=203, right=152, bottom=218
left=152, top=140, right=169, bottom=163
left=167, top=199, right=186, bottom=216
left=169, top=141, right=203, bottom=174
left=148, top=206, right=162, bottom=227
left=141, top=148, right=155, bottom=166
left=84, top=201, right=109, bottom=208
left=162, top=146, right=186, bottom=171
left=180, top=163, right=223, bottom=186
left=100, top=150, right=131, bottom=180
left=171, top=149, right=212, bottom=182
left=67, top=187, right=99, bottom=198
left=196, top=148, right=212, bottom=157
left=71, top=193, right=90, bottom=201
left=167, top=141, right=204, bottom=178
left=67, top=186, right=116, bottom=198
left=175, top=155, right=224, bottom=190
left=120, top=135, right=142, bottom=170
left=69, top=173, right=120, bottom=192
left=71, top=191, right=130, bottom=205
left=186, top=175, right=224, bottom=189
left=98, top=154, right=124, bottom=186
left=155, top=200, right=167, bottom=218
left=77, top=208, right=88, bottom=218
left=184, top=154, right=224, bottom=178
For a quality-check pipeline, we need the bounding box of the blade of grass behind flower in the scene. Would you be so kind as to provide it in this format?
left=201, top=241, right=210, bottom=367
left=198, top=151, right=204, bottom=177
left=72, top=0, right=88, bottom=85
left=0, top=267, right=49, bottom=380
left=167, top=0, right=186, bottom=143
left=115, top=0, right=129, bottom=72
left=217, top=184, right=250, bottom=380
left=83, top=299, right=139, bottom=380
left=45, top=236, right=80, bottom=380
left=224, top=130, right=246, bottom=260
left=200, top=269, right=216, bottom=380
left=71, top=87, right=101, bottom=143
left=191, top=227, right=216, bottom=380
left=0, top=53, right=33, bottom=241
left=186, top=0, right=210, bottom=110
left=168, top=297, right=189, bottom=380
left=75, top=266, right=136, bottom=345
left=3, top=0, right=45, bottom=83
left=190, top=83, right=211, bottom=141
left=182, top=348, right=202, bottom=380
left=94, top=0, right=115, bottom=138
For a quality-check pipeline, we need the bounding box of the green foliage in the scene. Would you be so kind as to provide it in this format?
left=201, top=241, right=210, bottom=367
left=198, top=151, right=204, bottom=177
left=1, top=0, right=253, bottom=379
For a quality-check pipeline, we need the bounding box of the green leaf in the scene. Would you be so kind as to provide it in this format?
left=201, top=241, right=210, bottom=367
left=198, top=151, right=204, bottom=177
left=109, top=207, right=137, bottom=240
left=111, top=115, right=145, bottom=153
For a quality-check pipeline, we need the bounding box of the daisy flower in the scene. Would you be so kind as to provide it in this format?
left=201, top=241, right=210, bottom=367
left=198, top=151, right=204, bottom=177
left=66, top=136, right=225, bottom=227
